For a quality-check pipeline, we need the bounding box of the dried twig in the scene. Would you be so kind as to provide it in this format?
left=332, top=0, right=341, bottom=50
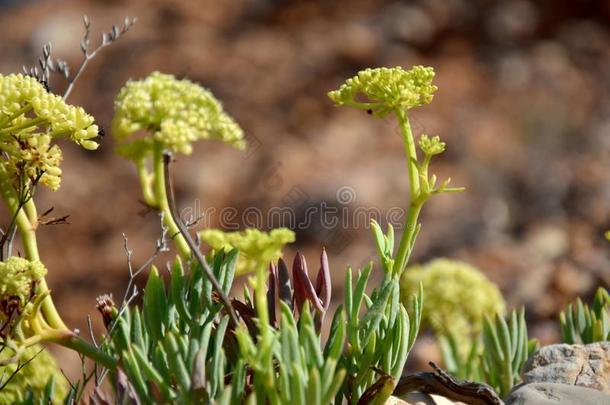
left=0, top=347, right=44, bottom=391
left=64, top=16, right=136, bottom=100
left=162, top=152, right=239, bottom=326
left=394, top=362, right=504, bottom=405
left=22, top=15, right=136, bottom=99
left=91, top=223, right=168, bottom=388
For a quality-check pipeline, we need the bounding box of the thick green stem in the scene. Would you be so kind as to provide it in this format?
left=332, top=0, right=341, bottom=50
left=45, top=330, right=117, bottom=369
left=393, top=202, right=423, bottom=276
left=136, top=160, right=156, bottom=206
left=393, top=109, right=425, bottom=276
left=23, top=198, right=38, bottom=228
left=152, top=142, right=191, bottom=258
left=0, top=168, right=116, bottom=368
left=0, top=168, right=68, bottom=330
left=396, top=109, right=420, bottom=197
left=253, top=265, right=270, bottom=330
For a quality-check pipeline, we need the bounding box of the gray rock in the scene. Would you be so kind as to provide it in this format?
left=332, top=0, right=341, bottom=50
left=523, top=342, right=610, bottom=393
left=505, top=383, right=610, bottom=405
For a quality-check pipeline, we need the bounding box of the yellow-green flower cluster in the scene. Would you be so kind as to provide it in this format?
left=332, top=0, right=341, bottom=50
left=0, top=345, right=68, bottom=404
left=419, top=134, right=446, bottom=156
left=400, top=258, right=505, bottom=342
left=0, top=73, right=99, bottom=190
left=112, top=71, right=245, bottom=157
left=328, top=66, right=437, bottom=117
left=0, top=257, right=47, bottom=307
left=4, top=135, right=63, bottom=190
left=199, top=228, right=295, bottom=275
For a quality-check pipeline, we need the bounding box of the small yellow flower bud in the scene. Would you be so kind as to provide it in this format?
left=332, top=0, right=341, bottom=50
left=418, top=134, right=446, bottom=156
left=199, top=228, right=295, bottom=275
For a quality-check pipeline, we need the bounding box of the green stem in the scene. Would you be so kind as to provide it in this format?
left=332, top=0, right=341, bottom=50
left=44, top=329, right=117, bottom=369
left=0, top=167, right=68, bottom=330
left=396, top=109, right=420, bottom=197
left=136, top=160, right=156, bottom=206
left=393, top=108, right=425, bottom=276
left=24, top=198, right=38, bottom=227
left=0, top=117, right=46, bottom=136
left=0, top=167, right=116, bottom=369
left=152, top=141, right=191, bottom=258
left=254, top=264, right=270, bottom=330
left=393, top=202, right=423, bottom=276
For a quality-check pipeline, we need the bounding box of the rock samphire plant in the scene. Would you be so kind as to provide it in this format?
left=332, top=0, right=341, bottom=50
left=94, top=65, right=460, bottom=404
left=3, top=19, right=609, bottom=404
left=0, top=31, right=517, bottom=401
left=0, top=72, right=115, bottom=372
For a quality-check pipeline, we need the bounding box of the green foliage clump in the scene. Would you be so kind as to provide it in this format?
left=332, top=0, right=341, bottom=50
left=112, top=71, right=245, bottom=158
left=481, top=309, right=538, bottom=399
left=0, top=257, right=46, bottom=308
left=440, top=309, right=538, bottom=399
left=0, top=73, right=99, bottom=190
left=0, top=345, right=68, bottom=405
left=400, top=259, right=505, bottom=342
left=199, top=228, right=295, bottom=275
left=560, top=287, right=610, bottom=344
left=102, top=253, right=239, bottom=403
left=328, top=66, right=437, bottom=117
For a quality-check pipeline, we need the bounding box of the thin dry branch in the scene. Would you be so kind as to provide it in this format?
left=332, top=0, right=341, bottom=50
left=393, top=362, right=504, bottom=405
left=162, top=152, right=239, bottom=327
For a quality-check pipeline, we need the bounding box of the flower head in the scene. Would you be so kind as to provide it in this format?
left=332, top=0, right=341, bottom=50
left=199, top=228, right=295, bottom=275
left=112, top=71, right=245, bottom=158
left=0, top=345, right=68, bottom=404
left=0, top=74, right=99, bottom=190
left=400, top=259, right=505, bottom=343
left=419, top=134, right=446, bottom=156
left=328, top=66, right=437, bottom=117
left=0, top=257, right=47, bottom=309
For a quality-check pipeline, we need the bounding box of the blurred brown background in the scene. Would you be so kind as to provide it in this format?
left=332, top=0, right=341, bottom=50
left=1, top=0, right=609, bottom=375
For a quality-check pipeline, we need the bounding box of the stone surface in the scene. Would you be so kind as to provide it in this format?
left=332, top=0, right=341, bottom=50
left=523, top=342, right=610, bottom=393
left=505, top=382, right=610, bottom=405
left=385, top=396, right=412, bottom=405
left=397, top=393, right=466, bottom=405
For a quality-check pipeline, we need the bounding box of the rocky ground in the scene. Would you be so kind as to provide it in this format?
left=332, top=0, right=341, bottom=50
left=0, top=0, right=609, bottom=380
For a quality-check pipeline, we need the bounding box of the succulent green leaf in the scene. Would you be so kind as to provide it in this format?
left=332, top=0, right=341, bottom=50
left=143, top=266, right=168, bottom=342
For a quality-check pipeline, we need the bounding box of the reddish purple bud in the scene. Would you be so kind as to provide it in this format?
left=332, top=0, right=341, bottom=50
left=232, top=299, right=257, bottom=339
left=277, top=258, right=293, bottom=310
left=315, top=248, right=331, bottom=311
left=267, top=262, right=277, bottom=326
left=293, top=252, right=324, bottom=313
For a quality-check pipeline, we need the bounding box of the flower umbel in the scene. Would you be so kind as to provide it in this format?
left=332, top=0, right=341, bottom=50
left=0, top=345, right=68, bottom=404
left=328, top=65, right=437, bottom=117
left=0, top=257, right=46, bottom=310
left=199, top=228, right=295, bottom=275
left=112, top=71, right=245, bottom=157
left=400, top=258, right=505, bottom=342
left=419, top=134, right=446, bottom=156
left=0, top=73, right=99, bottom=190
